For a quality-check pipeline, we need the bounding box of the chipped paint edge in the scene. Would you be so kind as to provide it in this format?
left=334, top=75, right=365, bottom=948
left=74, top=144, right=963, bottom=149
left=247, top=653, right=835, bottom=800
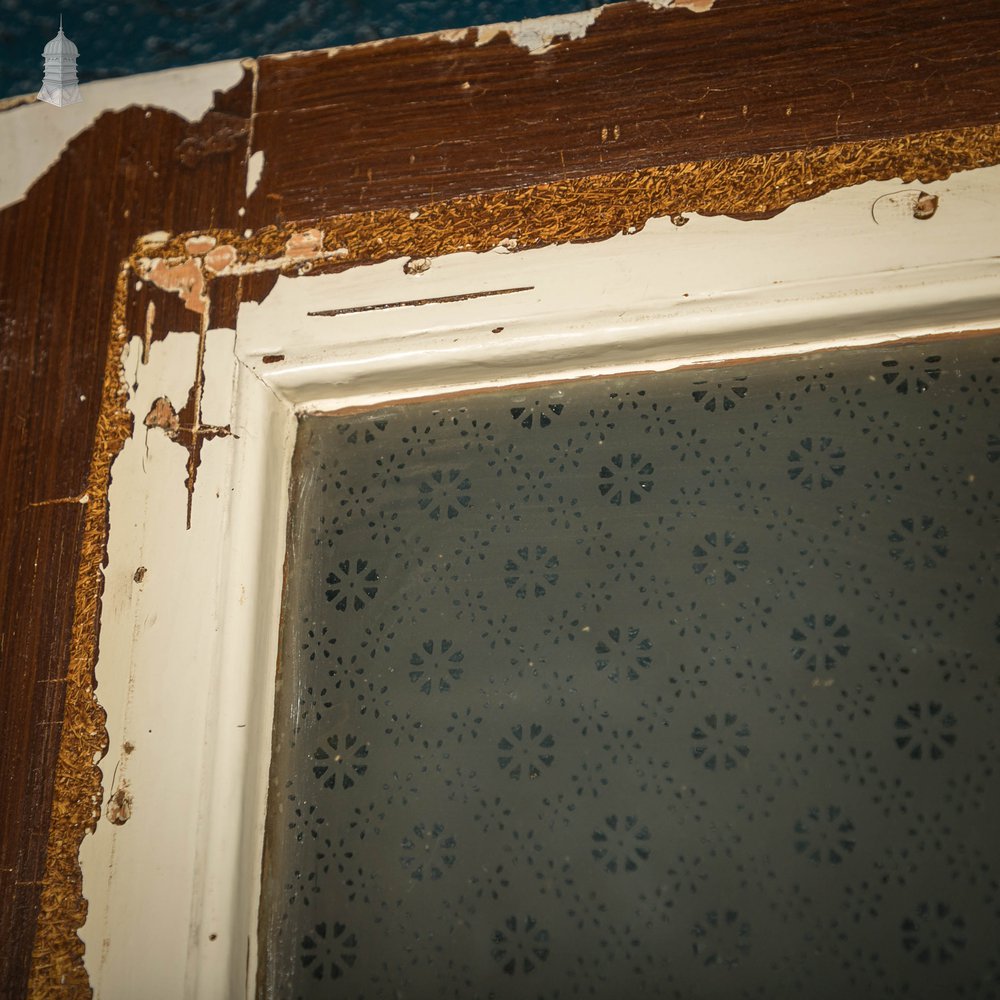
left=39, top=121, right=1000, bottom=998
left=241, top=167, right=1000, bottom=414
left=476, top=8, right=604, bottom=54
left=89, top=165, right=1000, bottom=999
left=474, top=0, right=712, bottom=54
left=0, top=58, right=249, bottom=210
left=258, top=0, right=713, bottom=63
left=245, top=150, right=265, bottom=199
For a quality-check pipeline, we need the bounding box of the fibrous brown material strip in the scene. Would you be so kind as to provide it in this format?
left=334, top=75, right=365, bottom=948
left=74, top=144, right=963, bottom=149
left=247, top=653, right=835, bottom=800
left=26, top=276, right=133, bottom=998
left=143, top=122, right=1000, bottom=268
left=29, top=119, right=1000, bottom=999
left=309, top=122, right=1000, bottom=259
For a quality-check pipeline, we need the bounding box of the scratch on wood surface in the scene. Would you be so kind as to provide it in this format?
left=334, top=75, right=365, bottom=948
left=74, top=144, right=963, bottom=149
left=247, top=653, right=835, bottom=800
left=26, top=493, right=90, bottom=509
left=174, top=118, right=248, bottom=168
left=142, top=301, right=156, bottom=364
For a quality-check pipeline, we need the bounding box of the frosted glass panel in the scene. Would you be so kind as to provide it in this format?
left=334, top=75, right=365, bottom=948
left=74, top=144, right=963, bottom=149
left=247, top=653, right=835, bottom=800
left=260, top=335, right=1000, bottom=999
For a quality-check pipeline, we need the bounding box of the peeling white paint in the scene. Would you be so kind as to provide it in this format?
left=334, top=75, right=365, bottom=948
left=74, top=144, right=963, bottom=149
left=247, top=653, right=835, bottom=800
left=261, top=24, right=469, bottom=63
left=245, top=149, right=265, bottom=200
left=0, top=0, right=722, bottom=213
left=237, top=167, right=1000, bottom=413
left=476, top=7, right=603, bottom=53
left=642, top=0, right=716, bottom=10
left=422, top=26, right=471, bottom=44
left=673, top=0, right=716, bottom=10
left=470, top=0, right=712, bottom=54
left=262, top=6, right=604, bottom=62
left=137, top=231, right=173, bottom=248
left=79, top=160, right=1000, bottom=998
left=80, top=332, right=214, bottom=995
left=80, top=327, right=293, bottom=999
left=0, top=58, right=247, bottom=211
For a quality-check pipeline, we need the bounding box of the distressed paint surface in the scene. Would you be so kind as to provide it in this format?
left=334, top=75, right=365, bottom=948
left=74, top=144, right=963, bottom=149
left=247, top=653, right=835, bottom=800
left=237, top=167, right=1000, bottom=413
left=475, top=7, right=604, bottom=52
left=1, top=65, right=255, bottom=999
left=0, top=60, right=246, bottom=210
left=74, top=159, right=1000, bottom=1000
left=117, top=158, right=1000, bottom=511
left=3, top=2, right=1000, bottom=995
left=245, top=0, right=1000, bottom=223
left=81, top=332, right=238, bottom=993
left=79, top=328, right=293, bottom=999
left=128, top=264, right=231, bottom=527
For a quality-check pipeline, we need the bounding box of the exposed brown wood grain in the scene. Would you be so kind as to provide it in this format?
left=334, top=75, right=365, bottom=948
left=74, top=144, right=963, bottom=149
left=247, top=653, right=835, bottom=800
left=1, top=501, right=85, bottom=989
left=1, top=0, right=999, bottom=994
left=208, top=274, right=245, bottom=331
left=123, top=283, right=202, bottom=369
left=247, top=0, right=1000, bottom=223
left=0, top=73, right=254, bottom=998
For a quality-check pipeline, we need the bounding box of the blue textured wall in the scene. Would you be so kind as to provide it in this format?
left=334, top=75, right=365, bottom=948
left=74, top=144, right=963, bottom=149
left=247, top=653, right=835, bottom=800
left=2, top=0, right=602, bottom=100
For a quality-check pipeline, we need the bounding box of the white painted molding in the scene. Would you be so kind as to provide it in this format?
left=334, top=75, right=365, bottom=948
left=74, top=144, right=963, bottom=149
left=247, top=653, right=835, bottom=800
left=239, top=168, right=1000, bottom=412
left=80, top=164, right=999, bottom=998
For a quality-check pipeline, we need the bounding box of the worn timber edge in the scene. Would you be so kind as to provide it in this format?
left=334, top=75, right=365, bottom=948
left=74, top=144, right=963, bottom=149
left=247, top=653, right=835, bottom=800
left=32, top=118, right=1000, bottom=997
left=1, top=1, right=998, bottom=996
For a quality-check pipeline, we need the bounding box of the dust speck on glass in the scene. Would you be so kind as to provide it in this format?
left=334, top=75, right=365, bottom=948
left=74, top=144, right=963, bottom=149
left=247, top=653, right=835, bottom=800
left=259, top=336, right=1000, bottom=999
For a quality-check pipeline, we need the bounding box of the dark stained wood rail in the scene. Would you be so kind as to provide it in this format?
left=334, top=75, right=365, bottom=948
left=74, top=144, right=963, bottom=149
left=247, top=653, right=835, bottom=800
left=1, top=1, right=998, bottom=994
left=246, top=0, right=1000, bottom=223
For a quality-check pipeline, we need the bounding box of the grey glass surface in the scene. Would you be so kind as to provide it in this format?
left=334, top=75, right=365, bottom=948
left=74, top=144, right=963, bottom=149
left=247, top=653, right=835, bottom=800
left=260, top=335, right=1000, bottom=999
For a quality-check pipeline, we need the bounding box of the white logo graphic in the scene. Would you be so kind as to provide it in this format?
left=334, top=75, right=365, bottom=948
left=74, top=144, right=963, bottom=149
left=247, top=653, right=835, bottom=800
left=38, top=16, right=82, bottom=107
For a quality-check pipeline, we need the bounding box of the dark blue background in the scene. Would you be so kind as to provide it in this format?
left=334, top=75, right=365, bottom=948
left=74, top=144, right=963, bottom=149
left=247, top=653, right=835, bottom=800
left=1, top=0, right=601, bottom=100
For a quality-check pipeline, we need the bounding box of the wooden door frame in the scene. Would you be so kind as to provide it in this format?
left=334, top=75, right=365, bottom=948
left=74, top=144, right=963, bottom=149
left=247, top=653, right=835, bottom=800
left=2, top=1, right=999, bottom=995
